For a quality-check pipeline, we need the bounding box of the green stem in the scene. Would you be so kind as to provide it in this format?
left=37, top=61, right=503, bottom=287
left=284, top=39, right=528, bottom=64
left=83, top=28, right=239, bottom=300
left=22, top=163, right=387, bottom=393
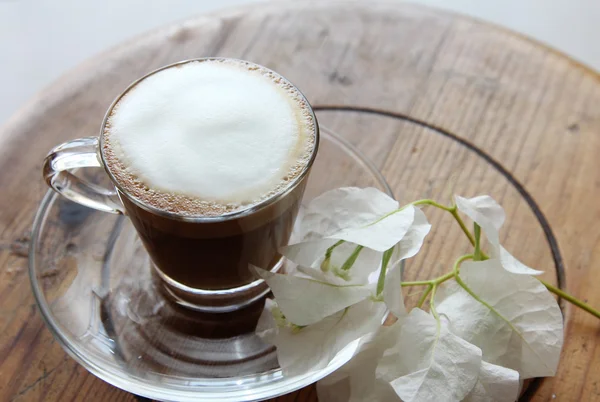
left=453, top=254, right=474, bottom=275
left=367, top=198, right=451, bottom=227
left=412, top=199, right=455, bottom=212
left=430, top=283, right=440, bottom=320
left=401, top=271, right=458, bottom=288
left=473, top=223, right=483, bottom=261
left=321, top=240, right=345, bottom=272
left=412, top=200, right=472, bottom=240
left=341, top=245, right=364, bottom=271
left=401, top=280, right=434, bottom=287
left=414, top=201, right=486, bottom=260
left=417, top=284, right=433, bottom=308
left=325, top=240, right=344, bottom=258
left=402, top=271, right=458, bottom=309
left=450, top=207, right=476, bottom=246
left=541, top=279, right=600, bottom=319
left=376, top=247, right=395, bottom=295
left=435, top=271, right=456, bottom=285
left=411, top=198, right=477, bottom=248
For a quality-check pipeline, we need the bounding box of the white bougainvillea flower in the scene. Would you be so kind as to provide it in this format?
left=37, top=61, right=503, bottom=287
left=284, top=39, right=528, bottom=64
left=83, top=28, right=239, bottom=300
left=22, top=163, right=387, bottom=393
left=376, top=308, right=482, bottom=402
left=463, top=361, right=520, bottom=402
left=454, top=195, right=543, bottom=275
left=254, top=188, right=567, bottom=399
left=256, top=297, right=387, bottom=376
left=317, top=325, right=401, bottom=402
left=253, top=187, right=428, bottom=326
left=435, top=259, right=563, bottom=379
left=281, top=187, right=430, bottom=284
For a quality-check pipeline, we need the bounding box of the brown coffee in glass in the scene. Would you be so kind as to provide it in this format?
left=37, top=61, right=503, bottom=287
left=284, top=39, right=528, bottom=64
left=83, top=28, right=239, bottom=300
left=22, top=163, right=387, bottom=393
left=43, top=58, right=318, bottom=313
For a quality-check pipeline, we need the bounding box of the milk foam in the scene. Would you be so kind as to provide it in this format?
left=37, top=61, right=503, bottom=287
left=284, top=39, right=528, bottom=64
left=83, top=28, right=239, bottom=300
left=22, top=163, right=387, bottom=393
left=103, top=59, right=315, bottom=216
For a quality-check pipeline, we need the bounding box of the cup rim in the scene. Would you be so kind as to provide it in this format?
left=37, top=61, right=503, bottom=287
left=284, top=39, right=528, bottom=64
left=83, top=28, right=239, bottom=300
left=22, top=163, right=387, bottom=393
left=98, top=57, right=320, bottom=223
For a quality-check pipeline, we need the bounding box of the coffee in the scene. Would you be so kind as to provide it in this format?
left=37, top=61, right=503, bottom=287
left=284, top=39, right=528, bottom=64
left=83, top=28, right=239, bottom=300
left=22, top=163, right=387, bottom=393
left=101, top=59, right=317, bottom=296
left=103, top=59, right=315, bottom=216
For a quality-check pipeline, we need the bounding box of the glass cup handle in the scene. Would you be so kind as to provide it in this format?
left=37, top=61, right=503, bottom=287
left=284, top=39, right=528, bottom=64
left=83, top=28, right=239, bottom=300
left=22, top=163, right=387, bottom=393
left=43, top=136, right=125, bottom=214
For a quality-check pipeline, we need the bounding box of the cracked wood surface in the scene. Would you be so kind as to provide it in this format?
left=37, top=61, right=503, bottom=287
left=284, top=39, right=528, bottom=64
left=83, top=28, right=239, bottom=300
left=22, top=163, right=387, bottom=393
left=1, top=1, right=600, bottom=401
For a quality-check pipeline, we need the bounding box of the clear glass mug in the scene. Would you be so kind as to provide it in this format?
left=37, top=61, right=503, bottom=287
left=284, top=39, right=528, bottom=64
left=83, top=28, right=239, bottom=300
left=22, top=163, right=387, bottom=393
left=42, top=58, right=319, bottom=313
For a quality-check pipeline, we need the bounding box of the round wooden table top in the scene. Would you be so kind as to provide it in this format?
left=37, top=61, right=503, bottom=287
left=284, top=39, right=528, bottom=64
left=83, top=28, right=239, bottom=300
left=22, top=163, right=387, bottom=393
left=2, top=2, right=599, bottom=401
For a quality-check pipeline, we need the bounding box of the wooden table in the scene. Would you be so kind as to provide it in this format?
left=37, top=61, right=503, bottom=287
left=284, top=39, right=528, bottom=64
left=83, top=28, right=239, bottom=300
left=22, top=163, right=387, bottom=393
left=2, top=2, right=599, bottom=401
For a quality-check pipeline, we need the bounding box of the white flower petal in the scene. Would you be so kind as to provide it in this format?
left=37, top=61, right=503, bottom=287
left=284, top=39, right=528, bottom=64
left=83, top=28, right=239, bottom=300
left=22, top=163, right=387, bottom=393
left=295, top=265, right=351, bottom=286
left=297, top=187, right=399, bottom=240
left=280, top=239, right=339, bottom=268
left=464, top=361, right=520, bottom=402
left=317, top=326, right=401, bottom=402
left=271, top=299, right=387, bottom=376
left=329, top=205, right=415, bottom=252
left=436, top=259, right=563, bottom=378
left=393, top=207, right=432, bottom=261
left=295, top=265, right=353, bottom=286
left=252, top=267, right=372, bottom=326
left=455, top=195, right=505, bottom=244
left=384, top=263, right=406, bottom=318
left=378, top=308, right=482, bottom=402
left=498, top=246, right=544, bottom=275
left=456, top=195, right=542, bottom=275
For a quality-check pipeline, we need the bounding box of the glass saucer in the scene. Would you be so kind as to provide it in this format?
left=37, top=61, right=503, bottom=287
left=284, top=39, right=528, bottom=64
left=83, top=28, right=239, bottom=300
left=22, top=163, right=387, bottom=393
left=29, top=127, right=393, bottom=402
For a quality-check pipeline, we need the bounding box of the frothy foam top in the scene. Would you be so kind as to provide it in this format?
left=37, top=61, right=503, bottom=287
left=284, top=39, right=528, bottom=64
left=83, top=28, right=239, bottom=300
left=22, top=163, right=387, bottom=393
left=103, top=59, right=316, bottom=216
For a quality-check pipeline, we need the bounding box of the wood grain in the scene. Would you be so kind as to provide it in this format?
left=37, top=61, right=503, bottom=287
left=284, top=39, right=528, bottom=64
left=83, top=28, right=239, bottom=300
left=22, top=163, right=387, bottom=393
left=1, top=1, right=599, bottom=401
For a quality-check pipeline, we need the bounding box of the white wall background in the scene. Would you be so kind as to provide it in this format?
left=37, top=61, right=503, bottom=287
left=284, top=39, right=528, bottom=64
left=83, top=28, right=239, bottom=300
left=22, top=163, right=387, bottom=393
left=1, top=0, right=599, bottom=125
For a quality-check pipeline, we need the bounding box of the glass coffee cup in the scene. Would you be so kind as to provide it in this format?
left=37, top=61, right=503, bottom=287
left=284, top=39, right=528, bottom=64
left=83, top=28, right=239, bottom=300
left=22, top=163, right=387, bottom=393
left=42, top=58, right=319, bottom=313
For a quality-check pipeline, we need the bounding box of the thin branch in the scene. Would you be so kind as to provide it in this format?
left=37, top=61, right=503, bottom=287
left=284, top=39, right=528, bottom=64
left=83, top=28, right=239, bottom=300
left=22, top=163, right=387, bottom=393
left=450, top=207, right=476, bottom=246
left=417, top=284, right=433, bottom=308
left=541, top=279, right=600, bottom=319
left=429, top=283, right=440, bottom=321
left=376, top=247, right=395, bottom=295
left=412, top=199, right=455, bottom=212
